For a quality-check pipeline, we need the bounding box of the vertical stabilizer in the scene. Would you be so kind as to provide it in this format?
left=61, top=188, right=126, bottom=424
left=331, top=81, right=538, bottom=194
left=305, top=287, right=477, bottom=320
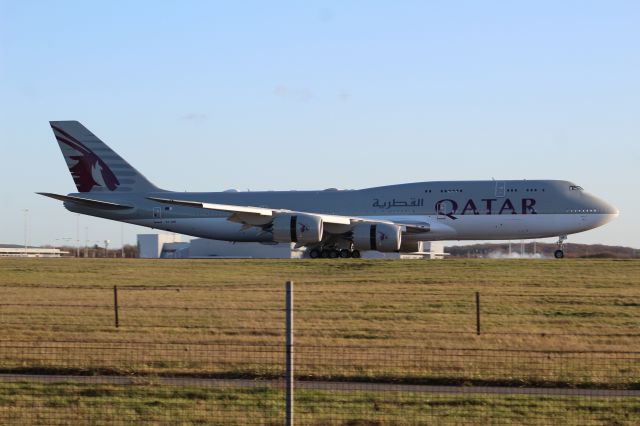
left=50, top=121, right=160, bottom=193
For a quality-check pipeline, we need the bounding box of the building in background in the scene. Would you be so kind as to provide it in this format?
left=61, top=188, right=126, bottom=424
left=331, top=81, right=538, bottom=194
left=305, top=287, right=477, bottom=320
left=362, top=242, right=446, bottom=259
left=137, top=234, right=190, bottom=259
left=137, top=234, right=445, bottom=259
left=0, top=246, right=67, bottom=257
left=188, top=238, right=304, bottom=259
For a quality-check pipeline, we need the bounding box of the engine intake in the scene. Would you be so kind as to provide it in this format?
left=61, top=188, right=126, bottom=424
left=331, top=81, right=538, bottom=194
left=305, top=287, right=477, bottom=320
left=272, top=213, right=323, bottom=244
left=352, top=222, right=401, bottom=252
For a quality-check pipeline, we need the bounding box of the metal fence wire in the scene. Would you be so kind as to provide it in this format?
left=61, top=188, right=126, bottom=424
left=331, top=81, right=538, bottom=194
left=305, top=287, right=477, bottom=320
left=0, top=341, right=638, bottom=425
left=0, top=283, right=638, bottom=424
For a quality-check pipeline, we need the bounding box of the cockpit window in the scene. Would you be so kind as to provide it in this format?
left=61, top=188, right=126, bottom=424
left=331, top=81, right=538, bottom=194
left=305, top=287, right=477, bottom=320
left=570, top=185, right=584, bottom=191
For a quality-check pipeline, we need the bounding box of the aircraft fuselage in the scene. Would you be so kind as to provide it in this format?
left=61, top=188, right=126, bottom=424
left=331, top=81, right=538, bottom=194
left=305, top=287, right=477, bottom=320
left=63, top=179, right=618, bottom=242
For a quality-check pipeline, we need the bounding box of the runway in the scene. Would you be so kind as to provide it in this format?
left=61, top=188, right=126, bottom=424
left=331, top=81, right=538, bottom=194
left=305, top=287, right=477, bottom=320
left=0, top=374, right=637, bottom=398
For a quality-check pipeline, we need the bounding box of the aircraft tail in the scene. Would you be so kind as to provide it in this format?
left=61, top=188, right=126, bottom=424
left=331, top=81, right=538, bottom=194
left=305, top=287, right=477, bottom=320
left=50, top=121, right=160, bottom=193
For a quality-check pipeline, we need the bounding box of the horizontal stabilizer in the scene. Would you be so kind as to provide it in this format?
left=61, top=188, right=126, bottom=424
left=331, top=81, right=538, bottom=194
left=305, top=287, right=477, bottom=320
left=37, top=192, right=134, bottom=210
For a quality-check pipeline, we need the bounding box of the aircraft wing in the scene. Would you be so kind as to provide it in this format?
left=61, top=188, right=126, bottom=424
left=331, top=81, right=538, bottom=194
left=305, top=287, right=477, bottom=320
left=146, top=196, right=429, bottom=232
left=147, top=197, right=275, bottom=216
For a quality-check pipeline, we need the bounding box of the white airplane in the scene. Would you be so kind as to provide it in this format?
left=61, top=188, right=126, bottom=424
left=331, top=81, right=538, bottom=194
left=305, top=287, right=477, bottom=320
left=40, top=121, right=619, bottom=259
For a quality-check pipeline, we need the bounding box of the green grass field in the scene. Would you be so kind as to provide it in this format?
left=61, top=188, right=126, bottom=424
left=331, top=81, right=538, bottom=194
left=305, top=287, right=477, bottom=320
left=1, top=258, right=638, bottom=351
left=0, top=382, right=638, bottom=425
left=0, top=258, right=638, bottom=423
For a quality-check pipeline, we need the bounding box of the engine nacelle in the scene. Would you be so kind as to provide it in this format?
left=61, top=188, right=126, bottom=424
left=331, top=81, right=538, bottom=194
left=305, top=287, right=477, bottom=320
left=272, top=213, right=323, bottom=244
left=352, top=223, right=401, bottom=252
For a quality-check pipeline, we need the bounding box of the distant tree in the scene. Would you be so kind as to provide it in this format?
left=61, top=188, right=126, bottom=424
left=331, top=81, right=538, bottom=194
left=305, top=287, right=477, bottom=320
left=123, top=244, right=138, bottom=258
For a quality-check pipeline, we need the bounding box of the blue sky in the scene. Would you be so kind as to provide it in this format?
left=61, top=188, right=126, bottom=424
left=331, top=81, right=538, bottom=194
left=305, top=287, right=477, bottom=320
left=1, top=1, right=638, bottom=248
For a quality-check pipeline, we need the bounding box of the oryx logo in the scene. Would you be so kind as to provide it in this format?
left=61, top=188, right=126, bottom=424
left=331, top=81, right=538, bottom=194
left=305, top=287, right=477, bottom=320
left=299, top=223, right=310, bottom=234
left=378, top=231, right=388, bottom=241
left=52, top=125, right=120, bottom=192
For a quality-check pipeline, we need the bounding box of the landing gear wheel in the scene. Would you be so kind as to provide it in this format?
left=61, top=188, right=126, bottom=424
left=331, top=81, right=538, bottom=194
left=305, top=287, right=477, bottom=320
left=555, top=234, right=567, bottom=259
left=339, top=249, right=351, bottom=258
left=309, top=248, right=320, bottom=259
left=321, top=249, right=330, bottom=258
left=329, top=249, right=339, bottom=259
left=351, top=249, right=361, bottom=259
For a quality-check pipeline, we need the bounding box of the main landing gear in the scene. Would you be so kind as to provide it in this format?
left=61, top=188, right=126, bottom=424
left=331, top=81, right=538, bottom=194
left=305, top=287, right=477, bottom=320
left=308, top=246, right=361, bottom=259
left=554, top=235, right=567, bottom=259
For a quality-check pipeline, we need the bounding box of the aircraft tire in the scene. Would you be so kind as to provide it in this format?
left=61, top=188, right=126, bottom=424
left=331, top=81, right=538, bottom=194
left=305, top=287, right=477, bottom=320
left=321, top=249, right=330, bottom=258
left=339, top=249, right=351, bottom=258
left=309, top=248, right=321, bottom=259
left=554, top=249, right=564, bottom=259
left=351, top=249, right=361, bottom=259
left=329, top=249, right=339, bottom=259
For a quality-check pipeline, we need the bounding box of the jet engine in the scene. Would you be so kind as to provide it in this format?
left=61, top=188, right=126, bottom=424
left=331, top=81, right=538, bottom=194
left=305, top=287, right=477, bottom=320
left=271, top=213, right=323, bottom=244
left=352, top=222, right=401, bottom=252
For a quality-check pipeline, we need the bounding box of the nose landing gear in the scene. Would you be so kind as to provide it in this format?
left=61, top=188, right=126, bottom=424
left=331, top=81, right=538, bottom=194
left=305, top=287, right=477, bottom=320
left=554, top=235, right=567, bottom=259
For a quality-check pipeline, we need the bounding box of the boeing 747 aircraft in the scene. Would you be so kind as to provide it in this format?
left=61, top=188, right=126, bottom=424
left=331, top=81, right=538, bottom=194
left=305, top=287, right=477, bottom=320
left=40, top=121, right=619, bottom=259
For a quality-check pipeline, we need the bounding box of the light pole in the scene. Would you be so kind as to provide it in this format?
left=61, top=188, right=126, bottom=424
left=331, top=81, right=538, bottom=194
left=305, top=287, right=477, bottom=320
left=76, top=214, right=80, bottom=258
left=84, top=227, right=89, bottom=258
left=104, top=240, right=110, bottom=258
left=22, top=209, right=29, bottom=256
left=121, top=223, right=125, bottom=258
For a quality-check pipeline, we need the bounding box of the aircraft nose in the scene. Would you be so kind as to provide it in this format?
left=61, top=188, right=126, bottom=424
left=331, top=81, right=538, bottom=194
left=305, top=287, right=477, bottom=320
left=593, top=195, right=619, bottom=219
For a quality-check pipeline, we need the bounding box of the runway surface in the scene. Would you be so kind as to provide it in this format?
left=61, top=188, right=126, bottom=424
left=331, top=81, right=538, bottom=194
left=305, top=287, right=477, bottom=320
left=0, top=374, right=637, bottom=397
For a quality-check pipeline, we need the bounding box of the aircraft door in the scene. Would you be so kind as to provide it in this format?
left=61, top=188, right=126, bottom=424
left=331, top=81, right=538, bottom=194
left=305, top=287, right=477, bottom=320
left=153, top=207, right=162, bottom=219
left=495, top=181, right=506, bottom=198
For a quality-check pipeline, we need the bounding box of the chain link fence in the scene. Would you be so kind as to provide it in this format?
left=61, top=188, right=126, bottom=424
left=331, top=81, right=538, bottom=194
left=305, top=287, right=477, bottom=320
left=0, top=283, right=638, bottom=424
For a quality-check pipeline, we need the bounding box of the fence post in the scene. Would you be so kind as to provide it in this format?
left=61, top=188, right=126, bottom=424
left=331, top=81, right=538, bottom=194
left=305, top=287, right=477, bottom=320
left=285, top=281, right=294, bottom=426
left=114, top=285, right=119, bottom=328
left=475, top=291, right=480, bottom=335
